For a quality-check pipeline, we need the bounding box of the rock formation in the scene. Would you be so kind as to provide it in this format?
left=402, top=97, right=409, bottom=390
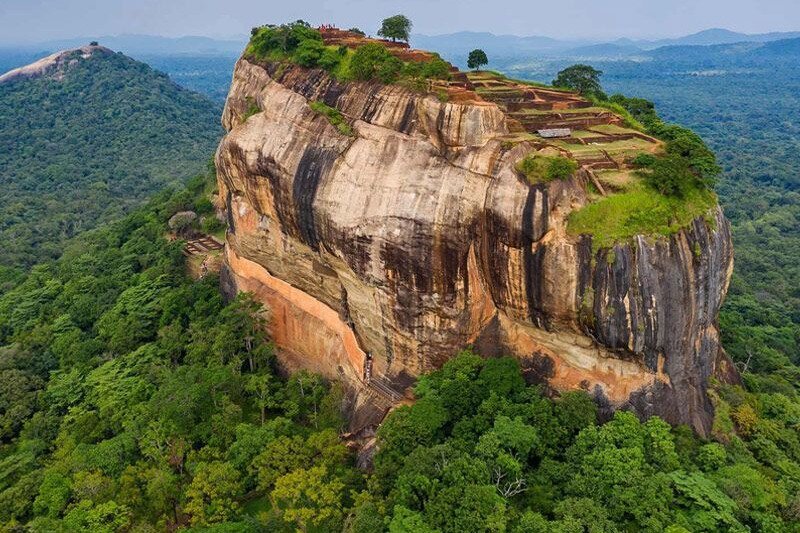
left=0, top=44, right=113, bottom=85
left=215, top=52, right=737, bottom=435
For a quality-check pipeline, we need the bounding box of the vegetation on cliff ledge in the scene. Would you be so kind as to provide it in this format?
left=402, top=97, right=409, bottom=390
left=564, top=69, right=722, bottom=249
left=568, top=182, right=717, bottom=249
left=246, top=21, right=451, bottom=88
left=309, top=100, right=354, bottom=136
left=516, top=154, right=579, bottom=185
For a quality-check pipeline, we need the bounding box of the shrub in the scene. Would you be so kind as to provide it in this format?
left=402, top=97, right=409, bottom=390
left=201, top=216, right=225, bottom=235
left=546, top=156, right=580, bottom=181
left=421, top=57, right=452, bottom=80
left=309, top=101, right=354, bottom=136
left=318, top=48, right=342, bottom=70
left=402, top=56, right=452, bottom=90
left=350, top=43, right=403, bottom=83
left=517, top=154, right=578, bottom=184
left=609, top=94, right=658, bottom=125
left=293, top=39, right=325, bottom=67
left=632, top=152, right=657, bottom=168
left=241, top=97, right=260, bottom=123
left=248, top=22, right=323, bottom=59
left=644, top=154, right=699, bottom=197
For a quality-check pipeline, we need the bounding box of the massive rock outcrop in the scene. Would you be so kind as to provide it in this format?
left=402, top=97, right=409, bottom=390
left=216, top=56, right=737, bottom=435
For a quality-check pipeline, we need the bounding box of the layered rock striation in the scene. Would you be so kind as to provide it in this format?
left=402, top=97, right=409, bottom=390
left=216, top=56, right=737, bottom=434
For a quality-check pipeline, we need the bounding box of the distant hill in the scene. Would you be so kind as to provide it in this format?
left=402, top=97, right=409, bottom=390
left=411, top=31, right=589, bottom=61
left=0, top=45, right=222, bottom=269
left=645, top=36, right=800, bottom=62
left=636, top=28, right=800, bottom=49
left=23, top=34, right=246, bottom=56
left=556, top=35, right=800, bottom=62
left=561, top=42, right=646, bottom=59
left=411, top=27, right=800, bottom=64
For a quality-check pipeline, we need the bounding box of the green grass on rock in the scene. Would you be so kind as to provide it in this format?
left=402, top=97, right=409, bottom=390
left=567, top=182, right=717, bottom=250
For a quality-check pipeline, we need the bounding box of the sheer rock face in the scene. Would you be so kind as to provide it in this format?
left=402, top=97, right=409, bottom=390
left=216, top=57, right=737, bottom=435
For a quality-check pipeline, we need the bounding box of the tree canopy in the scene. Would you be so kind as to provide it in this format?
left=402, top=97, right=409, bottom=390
left=467, top=49, right=489, bottom=70
left=552, top=64, right=606, bottom=98
left=378, top=15, right=412, bottom=43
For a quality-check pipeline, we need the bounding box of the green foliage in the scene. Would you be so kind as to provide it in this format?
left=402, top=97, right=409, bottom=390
left=293, top=38, right=325, bottom=67
left=568, top=182, right=717, bottom=250
left=319, top=45, right=348, bottom=71
left=0, top=49, right=221, bottom=269
left=240, top=96, right=260, bottom=123
left=246, top=21, right=451, bottom=92
left=185, top=461, right=243, bottom=526
left=0, top=169, right=361, bottom=530
left=309, top=100, right=354, bottom=136
left=516, top=154, right=579, bottom=184
left=366, top=352, right=800, bottom=531
left=646, top=154, right=703, bottom=197
left=247, top=20, right=322, bottom=58
left=271, top=465, right=346, bottom=530
left=350, top=42, right=405, bottom=84
left=402, top=55, right=453, bottom=87
left=553, top=64, right=607, bottom=99
left=632, top=152, right=657, bottom=167
left=566, top=91, right=721, bottom=246
left=608, top=93, right=721, bottom=195
left=378, top=15, right=412, bottom=43
left=467, top=49, right=489, bottom=70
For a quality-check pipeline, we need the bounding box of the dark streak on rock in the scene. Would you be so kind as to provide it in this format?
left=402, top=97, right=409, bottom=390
left=522, top=186, right=549, bottom=328
left=397, top=98, right=417, bottom=134
left=225, top=190, right=235, bottom=234
left=257, top=152, right=293, bottom=237
left=293, top=146, right=338, bottom=251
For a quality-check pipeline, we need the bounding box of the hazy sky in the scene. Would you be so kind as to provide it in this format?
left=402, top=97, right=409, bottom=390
left=2, top=0, right=799, bottom=44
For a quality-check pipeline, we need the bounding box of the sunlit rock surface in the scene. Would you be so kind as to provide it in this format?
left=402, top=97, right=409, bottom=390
left=216, top=57, right=737, bottom=434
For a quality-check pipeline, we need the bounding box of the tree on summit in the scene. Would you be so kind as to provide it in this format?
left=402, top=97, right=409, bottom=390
left=467, top=49, right=489, bottom=70
left=378, top=15, right=412, bottom=43
left=553, top=64, right=606, bottom=99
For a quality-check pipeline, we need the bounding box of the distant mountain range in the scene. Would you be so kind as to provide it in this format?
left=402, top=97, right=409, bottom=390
left=413, top=27, right=800, bottom=61
left=620, top=28, right=800, bottom=48
left=3, top=28, right=799, bottom=64
left=643, top=36, right=800, bottom=63
left=8, top=34, right=247, bottom=57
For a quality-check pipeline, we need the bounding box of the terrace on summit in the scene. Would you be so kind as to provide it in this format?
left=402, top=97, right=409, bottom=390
left=315, top=27, right=663, bottom=194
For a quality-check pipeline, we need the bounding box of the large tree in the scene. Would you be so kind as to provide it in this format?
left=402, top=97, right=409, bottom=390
left=467, top=49, right=489, bottom=70
left=552, top=64, right=606, bottom=98
left=378, top=15, right=412, bottom=43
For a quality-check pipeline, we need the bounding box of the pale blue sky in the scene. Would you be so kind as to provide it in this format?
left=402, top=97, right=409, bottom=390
left=2, top=0, right=799, bottom=43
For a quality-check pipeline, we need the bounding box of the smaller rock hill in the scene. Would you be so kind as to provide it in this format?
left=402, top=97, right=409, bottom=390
left=0, top=44, right=112, bottom=84
left=0, top=45, right=222, bottom=269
